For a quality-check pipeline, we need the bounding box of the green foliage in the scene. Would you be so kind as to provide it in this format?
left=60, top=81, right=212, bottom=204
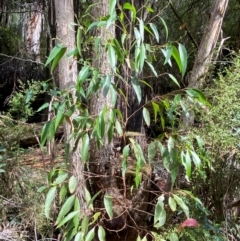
left=8, top=80, right=47, bottom=121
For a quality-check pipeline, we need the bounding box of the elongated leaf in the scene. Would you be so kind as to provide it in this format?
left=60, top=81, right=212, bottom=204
left=77, top=27, right=82, bottom=57
left=115, top=120, right=123, bottom=136
left=85, top=188, right=93, bottom=210
left=104, top=193, right=113, bottom=219
left=123, top=2, right=136, bottom=22
left=82, top=133, right=89, bottom=162
left=160, top=17, right=168, bottom=40
left=45, top=186, right=57, bottom=218
left=55, top=102, right=65, bottom=130
left=154, top=195, right=166, bottom=228
left=45, top=44, right=64, bottom=66
left=181, top=151, right=191, bottom=181
left=57, top=210, right=79, bottom=228
left=108, top=45, right=117, bottom=71
left=161, top=47, right=172, bottom=66
left=109, top=0, right=117, bottom=15
left=143, top=107, right=150, bottom=127
left=139, top=44, right=146, bottom=71
left=168, top=196, right=177, bottom=211
left=53, top=172, right=68, bottom=185
left=37, top=102, right=49, bottom=112
left=40, top=120, right=52, bottom=147
left=98, top=226, right=106, bottom=241
left=131, top=77, right=142, bottom=104
left=78, top=65, right=90, bottom=84
left=138, top=18, right=144, bottom=41
left=74, top=232, right=83, bottom=241
left=148, top=141, right=156, bottom=163
left=185, top=88, right=211, bottom=107
left=85, top=227, right=95, bottom=241
left=51, top=46, right=67, bottom=73
left=149, top=23, right=159, bottom=42
left=190, top=150, right=201, bottom=166
left=146, top=61, right=158, bottom=77
left=171, top=45, right=182, bottom=74
left=69, top=176, right=78, bottom=194
left=81, top=216, right=89, bottom=236
left=56, top=195, right=76, bottom=225
left=178, top=43, right=188, bottom=78
left=173, top=194, right=189, bottom=218
left=168, top=74, right=180, bottom=87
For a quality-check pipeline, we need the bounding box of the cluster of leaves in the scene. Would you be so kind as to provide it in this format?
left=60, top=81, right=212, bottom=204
left=40, top=1, right=221, bottom=241
left=8, top=79, right=48, bottom=121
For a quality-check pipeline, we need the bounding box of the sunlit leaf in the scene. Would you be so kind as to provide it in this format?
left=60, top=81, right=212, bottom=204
left=109, top=0, right=117, bottom=15
left=115, top=120, right=123, bottom=136
left=173, top=194, right=189, bottom=218
left=56, top=195, right=76, bottom=225
left=57, top=210, right=79, bottom=228
left=178, top=43, right=188, bottom=78
left=82, top=133, right=89, bottom=162
left=168, top=74, right=180, bottom=87
left=98, top=225, right=106, bottom=241
left=160, top=17, right=168, bottom=40
left=45, top=186, right=57, bottom=219
left=131, top=77, right=142, bottom=104
left=149, top=23, right=159, bottom=42
left=85, top=227, right=95, bottom=241
left=69, top=176, right=78, bottom=194
left=143, top=107, right=150, bottom=127
left=154, top=195, right=166, bottom=228
left=77, top=27, right=82, bottom=57
left=168, top=196, right=177, bottom=211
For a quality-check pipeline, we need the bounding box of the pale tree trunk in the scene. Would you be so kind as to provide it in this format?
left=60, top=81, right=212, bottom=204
left=54, top=0, right=89, bottom=214
left=188, top=0, right=229, bottom=88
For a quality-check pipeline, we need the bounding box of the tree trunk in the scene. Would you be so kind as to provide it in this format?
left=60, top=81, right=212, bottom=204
left=188, top=0, right=229, bottom=88
left=54, top=0, right=89, bottom=214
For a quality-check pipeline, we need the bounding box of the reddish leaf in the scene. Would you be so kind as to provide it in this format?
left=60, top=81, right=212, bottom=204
left=181, top=218, right=198, bottom=229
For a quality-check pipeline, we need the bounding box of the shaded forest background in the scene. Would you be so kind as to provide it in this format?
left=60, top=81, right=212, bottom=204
left=1, top=0, right=240, bottom=240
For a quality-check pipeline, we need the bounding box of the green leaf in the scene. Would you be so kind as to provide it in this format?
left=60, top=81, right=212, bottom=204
left=102, top=75, right=111, bottom=97
left=74, top=232, right=83, bottom=241
left=143, top=107, right=150, bottom=127
left=161, top=47, right=172, bottom=66
left=146, top=61, right=158, bottom=77
left=85, top=227, right=95, bottom=241
left=171, top=45, right=182, bottom=74
left=139, top=44, right=146, bottom=71
left=57, top=210, right=79, bottom=228
left=45, top=186, right=57, bottom=218
left=40, top=120, right=52, bottom=147
left=85, top=188, right=93, bottom=210
left=98, top=226, right=106, bottom=241
left=169, top=232, right=179, bottom=241
left=78, top=65, right=90, bottom=84
left=115, top=120, right=123, bottom=136
left=104, top=193, right=113, bottom=219
left=131, top=77, right=142, bottom=104
left=167, top=136, right=174, bottom=152
left=160, top=17, right=168, bottom=40
left=173, top=194, right=189, bottom=218
left=59, top=184, right=68, bottom=204
left=77, top=27, right=82, bottom=57
left=190, top=150, right=201, bottom=167
left=168, top=196, right=177, bottom=211
left=37, top=102, right=49, bottom=112
left=123, top=2, right=136, bottom=22
left=148, top=141, right=156, bottom=163
left=56, top=195, right=76, bottom=225
left=154, top=195, right=166, bottom=228
left=51, top=46, right=67, bottom=73
left=25, top=90, right=33, bottom=104
left=109, top=0, right=117, bottom=15
left=149, top=23, right=159, bottom=42
left=82, top=133, right=89, bottom=162
left=185, top=88, right=211, bottom=107
left=81, top=216, right=89, bottom=236
left=45, top=44, right=64, bottom=66
left=181, top=150, right=191, bottom=181
left=53, top=172, right=68, bottom=185
left=178, top=43, right=188, bottom=78
left=69, top=176, right=78, bottom=194
left=138, top=18, right=144, bottom=41
left=168, top=74, right=180, bottom=87
left=152, top=102, right=159, bottom=123
left=108, top=44, right=117, bottom=72
left=55, top=102, right=65, bottom=130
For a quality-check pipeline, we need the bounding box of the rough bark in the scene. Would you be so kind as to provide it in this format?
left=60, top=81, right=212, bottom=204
left=54, top=0, right=89, bottom=214
left=188, top=0, right=229, bottom=88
